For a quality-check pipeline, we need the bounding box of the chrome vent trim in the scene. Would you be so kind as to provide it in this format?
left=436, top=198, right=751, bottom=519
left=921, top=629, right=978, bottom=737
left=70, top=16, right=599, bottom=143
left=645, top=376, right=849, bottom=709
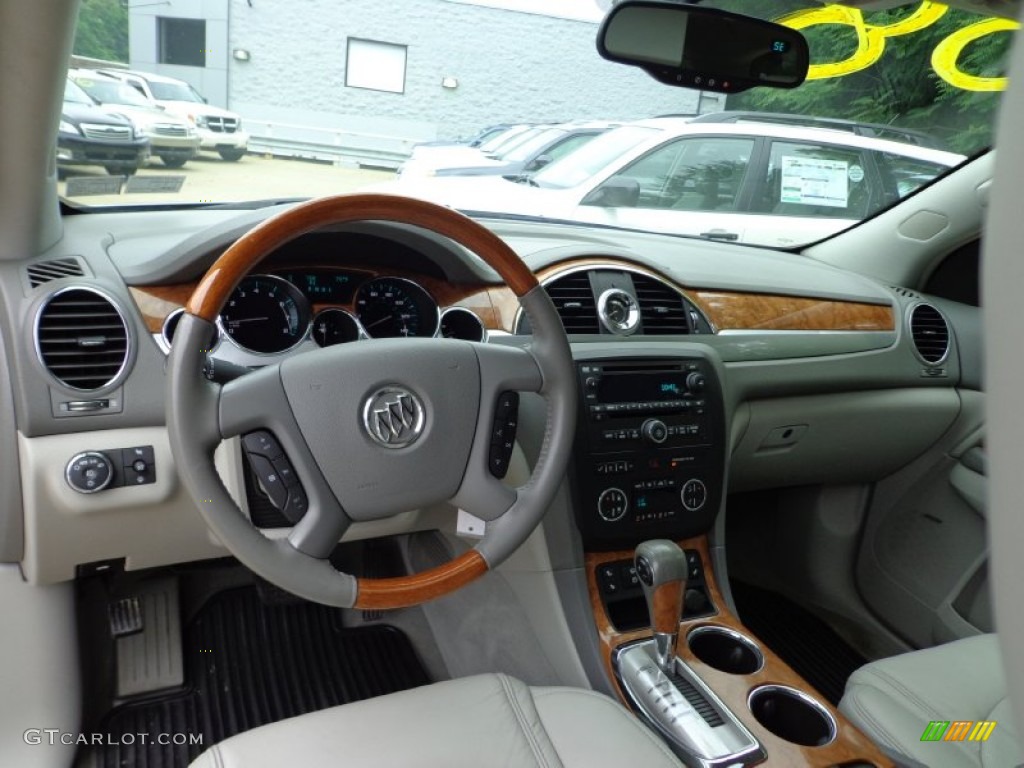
left=544, top=272, right=600, bottom=334
left=26, top=258, right=85, bottom=288
left=631, top=273, right=691, bottom=335
left=909, top=303, right=950, bottom=364
left=35, top=287, right=130, bottom=391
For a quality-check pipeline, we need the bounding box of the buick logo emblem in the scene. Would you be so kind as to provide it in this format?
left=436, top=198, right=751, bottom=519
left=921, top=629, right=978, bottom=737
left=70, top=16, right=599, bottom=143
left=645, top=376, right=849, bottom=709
left=362, top=387, right=425, bottom=448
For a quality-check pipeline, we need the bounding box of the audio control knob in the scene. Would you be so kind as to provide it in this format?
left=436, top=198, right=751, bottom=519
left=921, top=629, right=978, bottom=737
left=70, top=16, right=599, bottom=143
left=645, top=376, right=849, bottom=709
left=66, top=451, right=114, bottom=494
left=641, top=418, right=669, bottom=444
left=597, top=487, right=629, bottom=522
left=686, top=372, right=707, bottom=393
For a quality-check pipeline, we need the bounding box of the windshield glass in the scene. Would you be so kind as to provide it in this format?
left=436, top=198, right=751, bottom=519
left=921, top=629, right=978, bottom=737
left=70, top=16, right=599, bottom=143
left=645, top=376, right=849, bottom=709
left=150, top=81, right=203, bottom=102
left=62, top=1, right=1013, bottom=247
left=533, top=125, right=660, bottom=189
left=73, top=76, right=153, bottom=108
left=63, top=80, right=93, bottom=105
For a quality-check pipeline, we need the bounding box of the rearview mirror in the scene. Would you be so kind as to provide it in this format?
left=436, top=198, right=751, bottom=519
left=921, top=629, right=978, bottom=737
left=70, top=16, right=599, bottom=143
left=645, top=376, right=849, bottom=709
left=597, top=0, right=809, bottom=94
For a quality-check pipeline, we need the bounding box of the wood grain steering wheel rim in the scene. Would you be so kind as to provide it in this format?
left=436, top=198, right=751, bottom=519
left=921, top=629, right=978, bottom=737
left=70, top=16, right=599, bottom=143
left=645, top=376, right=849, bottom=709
left=170, top=193, right=574, bottom=610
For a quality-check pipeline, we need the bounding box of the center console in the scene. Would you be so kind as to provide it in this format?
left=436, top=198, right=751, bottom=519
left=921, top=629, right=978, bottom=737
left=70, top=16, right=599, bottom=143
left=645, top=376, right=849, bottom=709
left=571, top=356, right=726, bottom=549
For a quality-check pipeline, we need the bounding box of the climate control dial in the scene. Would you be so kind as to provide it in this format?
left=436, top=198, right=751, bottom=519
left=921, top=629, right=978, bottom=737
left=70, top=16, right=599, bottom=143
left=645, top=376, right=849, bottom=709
left=680, top=479, right=708, bottom=512
left=597, top=487, right=629, bottom=522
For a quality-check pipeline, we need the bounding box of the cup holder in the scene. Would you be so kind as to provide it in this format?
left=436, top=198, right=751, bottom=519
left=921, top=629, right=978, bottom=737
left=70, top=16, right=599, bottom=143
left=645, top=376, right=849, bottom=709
left=748, top=685, right=837, bottom=747
left=687, top=626, right=764, bottom=675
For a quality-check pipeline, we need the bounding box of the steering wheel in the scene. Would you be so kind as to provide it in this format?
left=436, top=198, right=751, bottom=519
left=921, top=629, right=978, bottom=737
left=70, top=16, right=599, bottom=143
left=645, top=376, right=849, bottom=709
left=166, top=194, right=576, bottom=609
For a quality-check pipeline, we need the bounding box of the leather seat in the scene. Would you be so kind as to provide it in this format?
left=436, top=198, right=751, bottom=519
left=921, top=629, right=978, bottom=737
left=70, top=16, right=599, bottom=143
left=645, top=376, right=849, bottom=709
left=189, top=672, right=683, bottom=768
left=839, top=633, right=1020, bottom=768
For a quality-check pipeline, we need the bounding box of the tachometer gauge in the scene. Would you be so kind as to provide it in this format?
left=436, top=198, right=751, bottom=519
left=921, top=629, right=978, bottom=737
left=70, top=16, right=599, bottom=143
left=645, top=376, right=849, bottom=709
left=355, top=277, right=439, bottom=339
left=220, top=275, right=311, bottom=354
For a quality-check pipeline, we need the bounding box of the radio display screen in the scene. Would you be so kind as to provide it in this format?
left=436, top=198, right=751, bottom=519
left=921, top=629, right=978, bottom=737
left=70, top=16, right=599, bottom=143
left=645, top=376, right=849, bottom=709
left=597, top=374, right=688, bottom=403
left=635, top=486, right=680, bottom=515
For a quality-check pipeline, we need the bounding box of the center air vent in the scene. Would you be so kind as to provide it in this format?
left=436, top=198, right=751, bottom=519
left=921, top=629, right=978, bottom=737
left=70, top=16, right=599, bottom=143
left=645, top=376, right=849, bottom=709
left=36, top=288, right=130, bottom=391
left=909, top=303, right=949, bottom=364
left=26, top=258, right=84, bottom=288
left=544, top=272, right=599, bottom=334
left=632, top=273, right=691, bottom=335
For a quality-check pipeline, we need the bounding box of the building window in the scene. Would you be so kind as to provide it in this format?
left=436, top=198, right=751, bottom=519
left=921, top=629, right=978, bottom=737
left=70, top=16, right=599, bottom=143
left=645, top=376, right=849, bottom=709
left=158, top=18, right=206, bottom=67
left=345, top=38, right=407, bottom=94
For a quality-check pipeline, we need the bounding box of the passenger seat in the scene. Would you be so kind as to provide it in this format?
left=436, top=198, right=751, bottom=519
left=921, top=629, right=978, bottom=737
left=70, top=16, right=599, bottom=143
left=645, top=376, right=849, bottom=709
left=839, top=634, right=1020, bottom=767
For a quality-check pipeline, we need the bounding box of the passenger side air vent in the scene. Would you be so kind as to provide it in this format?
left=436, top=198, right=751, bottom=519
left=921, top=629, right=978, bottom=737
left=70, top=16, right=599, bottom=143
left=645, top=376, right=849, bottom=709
left=632, top=273, right=691, bottom=335
left=544, top=272, right=599, bottom=334
left=26, top=258, right=84, bottom=287
left=909, top=303, right=950, bottom=364
left=36, top=288, right=130, bottom=391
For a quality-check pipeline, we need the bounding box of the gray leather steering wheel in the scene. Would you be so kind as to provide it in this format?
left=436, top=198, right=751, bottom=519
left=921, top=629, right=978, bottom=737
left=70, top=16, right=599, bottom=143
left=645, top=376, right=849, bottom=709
left=165, top=194, right=576, bottom=609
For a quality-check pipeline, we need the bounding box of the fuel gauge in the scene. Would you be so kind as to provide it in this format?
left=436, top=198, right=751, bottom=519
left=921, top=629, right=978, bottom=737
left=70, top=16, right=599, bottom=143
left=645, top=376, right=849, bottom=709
left=312, top=308, right=362, bottom=347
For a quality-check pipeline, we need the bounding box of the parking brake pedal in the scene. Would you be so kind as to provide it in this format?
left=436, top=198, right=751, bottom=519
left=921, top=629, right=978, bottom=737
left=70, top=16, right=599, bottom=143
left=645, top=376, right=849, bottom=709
left=115, top=578, right=184, bottom=698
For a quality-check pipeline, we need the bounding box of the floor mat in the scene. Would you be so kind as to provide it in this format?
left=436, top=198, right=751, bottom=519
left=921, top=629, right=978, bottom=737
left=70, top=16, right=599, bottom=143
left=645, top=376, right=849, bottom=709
left=88, top=587, right=432, bottom=768
left=731, top=581, right=866, bottom=706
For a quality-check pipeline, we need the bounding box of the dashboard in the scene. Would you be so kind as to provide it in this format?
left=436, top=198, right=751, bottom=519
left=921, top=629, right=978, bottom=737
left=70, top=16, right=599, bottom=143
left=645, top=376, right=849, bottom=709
left=0, top=204, right=966, bottom=584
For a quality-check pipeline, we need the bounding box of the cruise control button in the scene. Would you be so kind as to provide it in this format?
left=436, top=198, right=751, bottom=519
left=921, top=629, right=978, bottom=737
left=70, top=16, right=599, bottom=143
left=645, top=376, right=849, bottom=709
left=272, top=456, right=298, bottom=487
left=247, top=453, right=288, bottom=509
left=243, top=431, right=284, bottom=460
left=281, top=486, right=309, bottom=522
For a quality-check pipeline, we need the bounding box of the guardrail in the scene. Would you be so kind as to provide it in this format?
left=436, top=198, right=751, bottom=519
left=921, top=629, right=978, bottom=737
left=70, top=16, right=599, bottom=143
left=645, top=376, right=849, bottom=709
left=244, top=119, right=422, bottom=170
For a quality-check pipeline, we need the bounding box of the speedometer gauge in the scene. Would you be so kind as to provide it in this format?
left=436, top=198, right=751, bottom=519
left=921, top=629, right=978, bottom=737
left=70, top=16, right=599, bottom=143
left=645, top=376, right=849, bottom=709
left=355, top=277, right=439, bottom=339
left=220, top=275, right=311, bottom=353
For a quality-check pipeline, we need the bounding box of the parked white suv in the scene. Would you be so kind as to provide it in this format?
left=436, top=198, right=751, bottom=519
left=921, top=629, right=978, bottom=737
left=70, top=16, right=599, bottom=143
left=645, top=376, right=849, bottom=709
left=99, top=69, right=249, bottom=161
left=381, top=117, right=964, bottom=248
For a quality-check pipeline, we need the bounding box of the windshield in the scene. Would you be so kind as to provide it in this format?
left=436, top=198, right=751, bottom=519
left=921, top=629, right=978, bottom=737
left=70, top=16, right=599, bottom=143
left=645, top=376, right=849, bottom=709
left=150, top=81, right=203, bottom=102
left=73, top=76, right=153, bottom=108
left=62, top=1, right=1012, bottom=248
left=63, top=80, right=93, bottom=105
left=533, top=126, right=660, bottom=189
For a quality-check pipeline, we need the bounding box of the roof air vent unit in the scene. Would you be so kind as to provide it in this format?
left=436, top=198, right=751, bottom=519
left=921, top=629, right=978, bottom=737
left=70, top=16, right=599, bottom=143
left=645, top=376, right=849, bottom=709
left=26, top=258, right=84, bottom=288
left=909, top=303, right=950, bottom=364
left=35, top=288, right=129, bottom=390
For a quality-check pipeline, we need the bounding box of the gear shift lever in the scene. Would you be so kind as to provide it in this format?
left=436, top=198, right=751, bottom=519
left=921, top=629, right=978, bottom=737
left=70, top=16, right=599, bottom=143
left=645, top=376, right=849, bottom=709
left=635, top=539, right=687, bottom=671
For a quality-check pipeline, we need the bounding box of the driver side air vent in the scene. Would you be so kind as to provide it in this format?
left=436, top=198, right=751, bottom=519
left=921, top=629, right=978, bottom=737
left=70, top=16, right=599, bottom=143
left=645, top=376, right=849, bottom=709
left=36, top=288, right=130, bottom=391
left=632, top=273, right=691, bottom=335
left=909, top=303, right=950, bottom=364
left=544, top=272, right=599, bottom=334
left=26, top=257, right=84, bottom=287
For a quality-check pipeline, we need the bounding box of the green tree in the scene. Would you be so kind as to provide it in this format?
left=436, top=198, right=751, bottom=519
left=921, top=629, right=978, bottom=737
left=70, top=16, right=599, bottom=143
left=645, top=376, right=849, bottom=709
left=704, top=1, right=1009, bottom=155
left=73, top=0, right=128, bottom=63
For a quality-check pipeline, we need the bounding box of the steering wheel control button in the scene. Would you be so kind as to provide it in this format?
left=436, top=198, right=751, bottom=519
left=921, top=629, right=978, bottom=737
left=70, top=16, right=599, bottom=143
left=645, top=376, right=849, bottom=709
left=363, top=387, right=425, bottom=449
left=242, top=430, right=284, bottom=460
left=66, top=452, right=114, bottom=493
left=489, top=391, right=520, bottom=479
left=598, top=487, right=629, bottom=522
left=281, top=486, right=309, bottom=523
left=246, top=453, right=289, bottom=509
left=680, top=479, right=708, bottom=512
left=271, top=456, right=298, bottom=487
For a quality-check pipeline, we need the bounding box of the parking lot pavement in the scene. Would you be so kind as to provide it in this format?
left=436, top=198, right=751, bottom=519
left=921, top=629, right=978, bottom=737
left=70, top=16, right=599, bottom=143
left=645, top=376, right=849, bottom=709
left=59, top=152, right=395, bottom=207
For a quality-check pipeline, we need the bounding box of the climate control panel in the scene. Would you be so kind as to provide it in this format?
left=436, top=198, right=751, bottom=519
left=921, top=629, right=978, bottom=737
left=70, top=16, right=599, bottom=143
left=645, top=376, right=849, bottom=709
left=570, top=357, right=725, bottom=548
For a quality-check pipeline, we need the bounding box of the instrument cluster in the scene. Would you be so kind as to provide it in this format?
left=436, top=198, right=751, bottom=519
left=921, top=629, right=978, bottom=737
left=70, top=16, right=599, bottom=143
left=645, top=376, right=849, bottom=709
left=211, top=269, right=485, bottom=355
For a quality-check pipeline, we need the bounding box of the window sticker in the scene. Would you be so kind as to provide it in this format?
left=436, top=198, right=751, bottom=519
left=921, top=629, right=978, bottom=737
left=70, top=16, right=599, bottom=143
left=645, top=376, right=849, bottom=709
left=780, top=156, right=849, bottom=208
left=848, top=164, right=865, bottom=183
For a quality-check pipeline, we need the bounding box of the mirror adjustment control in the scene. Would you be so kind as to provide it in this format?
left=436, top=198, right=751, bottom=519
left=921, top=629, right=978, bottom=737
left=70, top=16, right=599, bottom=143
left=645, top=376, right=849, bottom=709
left=66, top=452, right=114, bottom=494
left=598, top=487, right=629, bottom=522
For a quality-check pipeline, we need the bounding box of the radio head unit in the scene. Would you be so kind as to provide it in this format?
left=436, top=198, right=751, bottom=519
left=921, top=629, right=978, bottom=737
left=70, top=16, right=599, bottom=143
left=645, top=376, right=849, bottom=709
left=570, top=357, right=726, bottom=549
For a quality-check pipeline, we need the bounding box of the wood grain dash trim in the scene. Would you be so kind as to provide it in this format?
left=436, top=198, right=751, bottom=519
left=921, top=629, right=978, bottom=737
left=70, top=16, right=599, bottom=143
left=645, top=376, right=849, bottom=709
left=690, top=291, right=894, bottom=332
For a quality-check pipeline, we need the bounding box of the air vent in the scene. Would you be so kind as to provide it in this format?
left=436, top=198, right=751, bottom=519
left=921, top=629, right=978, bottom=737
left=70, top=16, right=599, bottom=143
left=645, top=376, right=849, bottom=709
left=26, top=258, right=84, bottom=288
left=909, top=303, right=949, bottom=364
left=631, top=273, right=691, bottom=335
left=544, top=272, right=599, bottom=334
left=36, top=288, right=129, bottom=391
